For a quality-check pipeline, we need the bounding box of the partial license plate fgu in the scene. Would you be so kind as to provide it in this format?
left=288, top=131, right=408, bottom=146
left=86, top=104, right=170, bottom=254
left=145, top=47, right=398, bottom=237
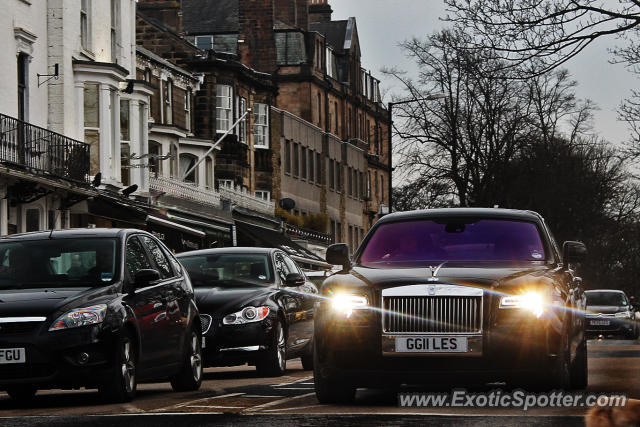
left=0, top=348, right=26, bottom=364
left=395, top=336, right=468, bottom=353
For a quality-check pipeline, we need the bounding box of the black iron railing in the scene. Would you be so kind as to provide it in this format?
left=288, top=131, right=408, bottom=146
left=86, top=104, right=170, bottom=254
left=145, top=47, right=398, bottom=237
left=284, top=222, right=333, bottom=245
left=0, top=112, right=90, bottom=182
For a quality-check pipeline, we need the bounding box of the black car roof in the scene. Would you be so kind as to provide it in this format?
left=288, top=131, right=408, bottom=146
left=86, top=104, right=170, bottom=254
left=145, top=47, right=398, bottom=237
left=377, top=208, right=543, bottom=225
left=585, top=289, right=626, bottom=294
left=176, top=247, right=277, bottom=258
left=0, top=228, right=143, bottom=241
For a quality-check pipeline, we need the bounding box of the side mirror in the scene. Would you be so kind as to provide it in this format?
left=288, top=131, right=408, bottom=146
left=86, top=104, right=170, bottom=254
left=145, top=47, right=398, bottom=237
left=134, top=269, right=161, bottom=289
left=326, top=243, right=351, bottom=270
left=284, top=272, right=305, bottom=287
left=563, top=241, right=587, bottom=266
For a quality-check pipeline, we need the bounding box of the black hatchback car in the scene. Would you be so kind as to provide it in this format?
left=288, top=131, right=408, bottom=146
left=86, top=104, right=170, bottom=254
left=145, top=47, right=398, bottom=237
left=0, top=229, right=202, bottom=402
left=314, top=208, right=588, bottom=403
left=177, top=248, right=318, bottom=376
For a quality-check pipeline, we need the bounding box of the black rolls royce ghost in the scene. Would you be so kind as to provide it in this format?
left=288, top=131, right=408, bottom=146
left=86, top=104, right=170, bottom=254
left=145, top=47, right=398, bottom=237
left=0, top=229, right=202, bottom=403
left=314, top=208, right=588, bottom=403
left=177, top=247, right=318, bottom=376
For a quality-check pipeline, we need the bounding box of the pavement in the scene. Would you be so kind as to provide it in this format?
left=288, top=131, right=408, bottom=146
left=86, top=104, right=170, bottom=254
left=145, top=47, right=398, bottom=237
left=0, top=339, right=638, bottom=426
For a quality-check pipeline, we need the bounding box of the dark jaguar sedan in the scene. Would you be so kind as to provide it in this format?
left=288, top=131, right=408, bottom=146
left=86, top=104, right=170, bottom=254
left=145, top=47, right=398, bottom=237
left=314, top=208, right=588, bottom=403
left=0, top=229, right=202, bottom=402
left=177, top=248, right=318, bottom=376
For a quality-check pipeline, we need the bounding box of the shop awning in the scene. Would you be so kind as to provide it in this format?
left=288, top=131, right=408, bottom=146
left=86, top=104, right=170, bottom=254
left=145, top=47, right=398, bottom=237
left=146, top=215, right=205, bottom=253
left=234, top=221, right=331, bottom=269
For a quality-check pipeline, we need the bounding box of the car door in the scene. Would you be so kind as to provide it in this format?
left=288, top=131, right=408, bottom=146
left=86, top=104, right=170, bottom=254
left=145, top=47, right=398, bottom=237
left=123, top=235, right=168, bottom=369
left=283, top=254, right=318, bottom=350
left=273, top=251, right=302, bottom=352
left=139, top=235, right=186, bottom=364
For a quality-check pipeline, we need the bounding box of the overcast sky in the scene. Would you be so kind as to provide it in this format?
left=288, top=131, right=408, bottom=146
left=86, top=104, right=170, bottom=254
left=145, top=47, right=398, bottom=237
left=329, top=0, right=635, bottom=146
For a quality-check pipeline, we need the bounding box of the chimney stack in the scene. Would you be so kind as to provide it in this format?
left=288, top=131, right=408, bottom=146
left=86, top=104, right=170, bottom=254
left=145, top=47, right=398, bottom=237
left=308, top=0, right=332, bottom=24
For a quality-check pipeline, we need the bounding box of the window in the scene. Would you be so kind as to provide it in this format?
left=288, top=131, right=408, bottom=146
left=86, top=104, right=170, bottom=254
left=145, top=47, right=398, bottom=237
left=366, top=120, right=370, bottom=143
left=120, top=99, right=130, bottom=142
left=84, top=83, right=100, bottom=175
left=48, top=210, right=56, bottom=231
left=347, top=167, right=353, bottom=196
left=255, top=190, right=270, bottom=201
left=359, top=171, right=364, bottom=199
left=317, top=93, right=322, bottom=127
left=348, top=226, right=354, bottom=253
left=125, top=237, right=154, bottom=280
left=316, top=152, right=322, bottom=184
left=334, top=101, right=339, bottom=134
left=164, top=79, right=173, bottom=125
left=205, top=157, right=213, bottom=189
left=148, top=141, right=162, bottom=178
left=143, top=68, right=151, bottom=82
left=274, top=252, right=294, bottom=282
left=110, top=0, right=120, bottom=63
left=336, top=161, right=341, bottom=191
left=301, top=147, right=307, bottom=180
left=254, top=103, right=269, bottom=148
left=17, top=53, right=28, bottom=122
left=284, top=140, right=291, bottom=174
left=218, top=179, right=234, bottom=190
left=216, top=85, right=232, bottom=132
left=367, top=171, right=372, bottom=199
left=308, top=150, right=314, bottom=184
left=380, top=174, right=385, bottom=202
left=185, top=90, right=192, bottom=132
left=293, top=143, right=299, bottom=177
left=81, top=0, right=90, bottom=51
left=180, top=153, right=197, bottom=184
left=121, top=141, right=130, bottom=186
left=195, top=35, right=214, bottom=51
left=140, top=236, right=172, bottom=279
left=238, top=97, right=247, bottom=143
left=329, top=159, right=334, bottom=190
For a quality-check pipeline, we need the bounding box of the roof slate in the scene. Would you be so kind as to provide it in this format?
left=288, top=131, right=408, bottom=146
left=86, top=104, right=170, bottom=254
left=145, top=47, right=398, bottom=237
left=182, top=0, right=239, bottom=34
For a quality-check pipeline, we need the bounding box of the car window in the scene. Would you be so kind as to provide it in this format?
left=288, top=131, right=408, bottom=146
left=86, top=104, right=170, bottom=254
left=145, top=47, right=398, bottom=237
left=179, top=253, right=274, bottom=287
left=125, top=236, right=154, bottom=281
left=140, top=236, right=173, bottom=279
left=274, top=252, right=293, bottom=282
left=586, top=292, right=628, bottom=307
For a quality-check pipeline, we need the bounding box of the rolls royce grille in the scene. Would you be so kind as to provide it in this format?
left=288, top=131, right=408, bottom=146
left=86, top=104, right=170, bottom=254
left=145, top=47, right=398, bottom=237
left=382, top=296, right=482, bottom=334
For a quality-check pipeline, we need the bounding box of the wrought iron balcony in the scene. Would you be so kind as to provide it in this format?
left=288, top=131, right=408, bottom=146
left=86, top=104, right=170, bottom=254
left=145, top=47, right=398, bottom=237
left=0, top=112, right=90, bottom=182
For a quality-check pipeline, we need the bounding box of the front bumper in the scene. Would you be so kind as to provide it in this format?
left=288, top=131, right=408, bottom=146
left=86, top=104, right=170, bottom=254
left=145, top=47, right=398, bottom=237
left=201, top=316, right=276, bottom=367
left=0, top=323, right=117, bottom=389
left=585, top=315, right=634, bottom=336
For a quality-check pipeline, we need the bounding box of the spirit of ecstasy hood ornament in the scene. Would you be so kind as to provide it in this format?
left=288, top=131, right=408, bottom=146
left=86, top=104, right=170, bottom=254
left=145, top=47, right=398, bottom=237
left=428, top=261, right=447, bottom=282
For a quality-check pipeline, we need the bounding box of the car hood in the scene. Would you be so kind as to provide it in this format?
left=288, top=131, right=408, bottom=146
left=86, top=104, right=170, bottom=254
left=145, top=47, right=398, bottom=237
left=195, top=286, right=274, bottom=317
left=0, top=287, right=114, bottom=318
left=345, top=263, right=554, bottom=291
left=586, top=305, right=629, bottom=315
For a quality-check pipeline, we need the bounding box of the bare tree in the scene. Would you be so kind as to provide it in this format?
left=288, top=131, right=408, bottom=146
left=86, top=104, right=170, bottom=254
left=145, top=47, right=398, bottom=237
left=443, top=0, right=640, bottom=75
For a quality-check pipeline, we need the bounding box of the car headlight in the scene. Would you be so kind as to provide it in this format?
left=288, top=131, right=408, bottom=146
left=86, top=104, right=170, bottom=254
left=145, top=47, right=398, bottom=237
left=223, top=306, right=270, bottom=325
left=331, top=293, right=368, bottom=317
left=499, top=292, right=546, bottom=318
left=615, top=310, right=632, bottom=319
left=49, top=304, right=108, bottom=331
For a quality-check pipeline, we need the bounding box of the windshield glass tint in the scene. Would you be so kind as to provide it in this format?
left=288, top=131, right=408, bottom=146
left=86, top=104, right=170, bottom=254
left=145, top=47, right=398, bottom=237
left=586, top=292, right=628, bottom=307
left=359, top=219, right=546, bottom=268
left=0, top=238, right=118, bottom=289
left=180, top=253, right=274, bottom=287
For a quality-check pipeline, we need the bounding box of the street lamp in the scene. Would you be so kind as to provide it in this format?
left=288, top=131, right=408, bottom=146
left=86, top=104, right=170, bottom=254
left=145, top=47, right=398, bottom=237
left=387, top=92, right=446, bottom=212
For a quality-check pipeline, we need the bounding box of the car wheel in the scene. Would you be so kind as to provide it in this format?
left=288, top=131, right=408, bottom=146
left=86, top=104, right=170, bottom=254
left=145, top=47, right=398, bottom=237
left=256, top=320, right=286, bottom=377
left=170, top=329, right=203, bottom=392
left=569, top=338, right=588, bottom=389
left=552, top=332, right=572, bottom=390
left=6, top=386, right=37, bottom=402
left=313, top=343, right=355, bottom=404
left=99, top=330, right=137, bottom=402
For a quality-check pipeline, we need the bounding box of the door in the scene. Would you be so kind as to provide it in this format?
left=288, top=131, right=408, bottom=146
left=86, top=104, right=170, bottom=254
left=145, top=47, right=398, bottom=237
left=123, top=235, right=168, bottom=369
left=139, top=235, right=186, bottom=364
left=283, top=254, right=317, bottom=349
left=273, top=251, right=302, bottom=353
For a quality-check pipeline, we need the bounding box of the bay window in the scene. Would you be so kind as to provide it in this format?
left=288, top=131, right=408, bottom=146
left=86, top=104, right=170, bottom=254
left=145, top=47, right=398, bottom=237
left=253, top=103, right=269, bottom=148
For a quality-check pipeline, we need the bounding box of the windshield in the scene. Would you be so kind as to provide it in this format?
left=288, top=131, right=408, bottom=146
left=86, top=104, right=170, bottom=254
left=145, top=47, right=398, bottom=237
left=179, top=253, right=274, bottom=288
left=0, top=238, right=118, bottom=290
left=358, top=218, right=546, bottom=268
left=586, top=291, right=628, bottom=307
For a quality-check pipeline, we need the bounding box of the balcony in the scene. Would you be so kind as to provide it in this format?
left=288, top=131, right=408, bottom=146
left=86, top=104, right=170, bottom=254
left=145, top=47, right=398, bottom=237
left=284, top=222, right=333, bottom=245
left=150, top=176, right=221, bottom=207
left=0, top=112, right=90, bottom=182
left=219, top=186, right=274, bottom=215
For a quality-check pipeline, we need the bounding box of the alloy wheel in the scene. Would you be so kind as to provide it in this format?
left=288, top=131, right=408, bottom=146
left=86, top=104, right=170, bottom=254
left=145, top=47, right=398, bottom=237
left=277, top=324, right=286, bottom=371
left=190, top=333, right=203, bottom=382
left=121, top=339, right=135, bottom=393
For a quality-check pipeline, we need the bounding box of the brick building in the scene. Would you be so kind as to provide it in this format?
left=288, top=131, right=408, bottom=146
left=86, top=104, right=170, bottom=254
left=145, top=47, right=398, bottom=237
left=137, top=0, right=391, bottom=253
